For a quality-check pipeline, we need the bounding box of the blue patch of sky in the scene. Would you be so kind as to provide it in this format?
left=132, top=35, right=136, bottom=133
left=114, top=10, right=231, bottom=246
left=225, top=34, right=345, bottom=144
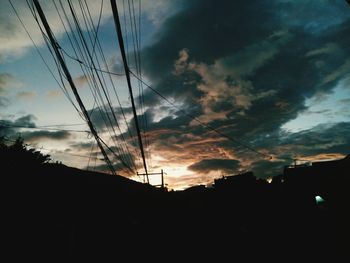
left=1, top=10, right=157, bottom=126
left=282, top=77, right=350, bottom=132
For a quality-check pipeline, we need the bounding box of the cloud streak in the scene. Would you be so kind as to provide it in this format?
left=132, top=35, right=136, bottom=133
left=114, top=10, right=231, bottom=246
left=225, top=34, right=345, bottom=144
left=188, top=159, right=240, bottom=174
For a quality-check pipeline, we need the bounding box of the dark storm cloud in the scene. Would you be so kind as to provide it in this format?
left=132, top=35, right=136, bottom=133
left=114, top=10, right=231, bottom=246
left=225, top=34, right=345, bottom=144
left=142, top=0, right=276, bottom=81
left=0, top=114, right=71, bottom=142
left=188, top=158, right=240, bottom=174
left=21, top=130, right=71, bottom=142
left=246, top=121, right=350, bottom=176
left=279, top=122, right=350, bottom=156
left=107, top=0, right=350, bottom=180
left=0, top=114, right=36, bottom=137
left=127, top=105, right=202, bottom=134
left=138, top=2, right=349, bottom=132
left=70, top=141, right=94, bottom=151
left=13, top=115, right=36, bottom=127
left=135, top=0, right=350, bottom=149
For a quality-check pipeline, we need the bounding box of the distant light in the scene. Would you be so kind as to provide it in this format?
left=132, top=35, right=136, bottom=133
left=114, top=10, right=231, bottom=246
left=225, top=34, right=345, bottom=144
left=315, top=195, right=325, bottom=204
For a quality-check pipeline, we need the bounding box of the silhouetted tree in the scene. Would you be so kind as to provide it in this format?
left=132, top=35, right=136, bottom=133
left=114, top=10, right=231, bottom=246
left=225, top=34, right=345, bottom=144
left=0, top=137, right=50, bottom=168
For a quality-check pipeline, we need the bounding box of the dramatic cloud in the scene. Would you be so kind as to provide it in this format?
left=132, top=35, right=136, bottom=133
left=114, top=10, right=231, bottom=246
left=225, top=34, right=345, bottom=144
left=21, top=130, right=71, bottom=142
left=278, top=122, right=350, bottom=157
left=188, top=159, right=240, bottom=174
left=141, top=0, right=350, bottom=129
left=132, top=0, right=350, bottom=185
left=0, top=114, right=36, bottom=137
left=1, top=0, right=349, bottom=189
left=0, top=114, right=71, bottom=143
left=70, top=141, right=95, bottom=151
left=13, top=115, right=36, bottom=127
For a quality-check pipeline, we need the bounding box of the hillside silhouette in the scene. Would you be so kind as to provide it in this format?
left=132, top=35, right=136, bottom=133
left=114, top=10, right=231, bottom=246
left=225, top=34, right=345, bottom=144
left=2, top=138, right=349, bottom=261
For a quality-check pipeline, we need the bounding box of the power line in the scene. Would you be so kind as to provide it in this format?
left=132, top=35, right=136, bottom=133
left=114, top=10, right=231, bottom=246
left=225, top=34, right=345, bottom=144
left=67, top=0, right=135, bottom=171
left=32, top=0, right=116, bottom=175
left=82, top=0, right=103, bottom=59
left=110, top=0, right=149, bottom=182
left=77, top=0, right=137, bottom=170
left=57, top=45, right=125, bottom=76
left=128, top=0, right=152, bottom=170
left=8, top=0, right=81, bottom=116
left=53, top=0, right=136, bottom=172
left=84, top=0, right=139, bottom=171
left=98, top=136, right=135, bottom=173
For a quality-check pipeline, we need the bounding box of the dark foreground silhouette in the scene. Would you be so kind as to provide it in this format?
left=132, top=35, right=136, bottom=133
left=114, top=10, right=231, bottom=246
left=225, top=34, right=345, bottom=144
left=2, top=139, right=349, bottom=261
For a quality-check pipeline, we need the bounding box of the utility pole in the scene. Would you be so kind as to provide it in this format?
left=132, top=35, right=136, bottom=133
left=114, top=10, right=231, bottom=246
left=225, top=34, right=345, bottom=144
left=161, top=169, right=164, bottom=189
left=137, top=171, right=166, bottom=189
left=110, top=0, right=149, bottom=183
left=33, top=0, right=116, bottom=175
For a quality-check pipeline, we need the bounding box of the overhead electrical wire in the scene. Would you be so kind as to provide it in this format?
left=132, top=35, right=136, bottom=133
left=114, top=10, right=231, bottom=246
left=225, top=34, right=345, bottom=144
left=12, top=0, right=276, bottom=180
left=49, top=0, right=136, bottom=172
left=67, top=0, right=136, bottom=171
left=67, top=0, right=132, bottom=162
left=128, top=0, right=151, bottom=169
left=8, top=0, right=81, bottom=117
left=32, top=0, right=117, bottom=175
left=110, top=0, right=149, bottom=182
left=53, top=0, right=116, bottom=139
left=120, top=0, right=151, bottom=170
left=80, top=0, right=138, bottom=169
left=83, top=0, right=141, bottom=167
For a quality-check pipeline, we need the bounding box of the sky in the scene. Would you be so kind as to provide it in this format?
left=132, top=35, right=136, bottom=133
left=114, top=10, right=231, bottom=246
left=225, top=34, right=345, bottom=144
left=1, top=0, right=350, bottom=190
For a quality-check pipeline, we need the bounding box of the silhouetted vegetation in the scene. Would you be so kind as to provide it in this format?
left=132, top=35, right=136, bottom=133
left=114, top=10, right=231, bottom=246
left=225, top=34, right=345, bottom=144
left=0, top=137, right=50, bottom=168
left=2, top=140, right=349, bottom=261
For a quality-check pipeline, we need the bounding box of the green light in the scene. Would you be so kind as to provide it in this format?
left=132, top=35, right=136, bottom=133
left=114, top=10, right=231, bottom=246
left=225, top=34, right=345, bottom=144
left=315, top=195, right=325, bottom=204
